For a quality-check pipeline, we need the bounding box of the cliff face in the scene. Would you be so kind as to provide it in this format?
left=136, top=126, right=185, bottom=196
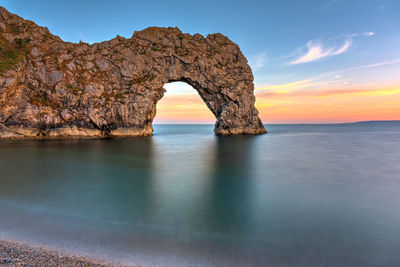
left=0, top=6, right=266, bottom=138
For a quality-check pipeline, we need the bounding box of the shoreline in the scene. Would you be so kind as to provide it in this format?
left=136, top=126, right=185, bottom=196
left=0, top=239, right=124, bottom=266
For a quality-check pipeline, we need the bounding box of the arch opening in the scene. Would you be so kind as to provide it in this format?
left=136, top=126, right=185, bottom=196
left=153, top=81, right=216, bottom=126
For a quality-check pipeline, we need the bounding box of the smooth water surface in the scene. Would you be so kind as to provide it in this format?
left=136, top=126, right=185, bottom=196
left=1, top=123, right=400, bottom=266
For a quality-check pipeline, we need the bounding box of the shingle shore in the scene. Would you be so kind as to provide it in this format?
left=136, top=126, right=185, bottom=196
left=0, top=239, right=121, bottom=266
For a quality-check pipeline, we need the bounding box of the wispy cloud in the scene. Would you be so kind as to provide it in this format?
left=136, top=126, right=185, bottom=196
left=289, top=39, right=352, bottom=65
left=332, top=39, right=352, bottom=55
left=317, top=58, right=400, bottom=77
left=288, top=31, right=375, bottom=65
left=256, top=79, right=314, bottom=91
left=256, top=58, right=400, bottom=94
left=361, top=32, right=375, bottom=36
left=257, top=86, right=400, bottom=98
left=255, top=78, right=352, bottom=94
left=249, top=52, right=267, bottom=71
left=254, top=81, right=400, bottom=123
left=349, top=32, right=375, bottom=38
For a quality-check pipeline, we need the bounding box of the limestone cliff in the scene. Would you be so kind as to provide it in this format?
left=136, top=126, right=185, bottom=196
left=0, top=6, right=266, bottom=138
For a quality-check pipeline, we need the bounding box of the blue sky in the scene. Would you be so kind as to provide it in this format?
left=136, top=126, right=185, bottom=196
left=2, top=0, right=400, bottom=123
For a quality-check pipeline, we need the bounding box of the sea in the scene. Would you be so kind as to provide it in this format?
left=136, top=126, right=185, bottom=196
left=0, top=122, right=400, bottom=266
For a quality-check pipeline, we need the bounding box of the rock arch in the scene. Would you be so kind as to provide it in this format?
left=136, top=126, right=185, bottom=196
left=0, top=7, right=266, bottom=138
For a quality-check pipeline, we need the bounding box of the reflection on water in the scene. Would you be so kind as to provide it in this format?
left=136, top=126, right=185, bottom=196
left=204, top=136, right=256, bottom=235
left=0, top=123, right=400, bottom=266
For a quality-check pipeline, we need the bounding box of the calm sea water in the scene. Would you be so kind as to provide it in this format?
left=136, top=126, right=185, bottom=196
left=0, top=123, right=400, bottom=266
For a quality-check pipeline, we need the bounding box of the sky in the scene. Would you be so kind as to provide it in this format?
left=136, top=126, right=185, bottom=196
left=2, top=0, right=400, bottom=123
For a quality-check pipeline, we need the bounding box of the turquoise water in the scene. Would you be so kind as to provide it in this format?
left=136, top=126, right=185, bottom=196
left=0, top=123, right=400, bottom=266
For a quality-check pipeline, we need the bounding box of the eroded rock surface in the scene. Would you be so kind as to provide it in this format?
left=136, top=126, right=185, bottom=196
left=0, top=6, right=266, bottom=138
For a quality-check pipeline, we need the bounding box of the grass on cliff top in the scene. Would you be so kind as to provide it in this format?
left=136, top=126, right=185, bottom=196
left=0, top=31, right=29, bottom=75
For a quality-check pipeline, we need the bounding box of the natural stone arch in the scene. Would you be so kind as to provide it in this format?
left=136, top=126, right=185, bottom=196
left=0, top=7, right=266, bottom=138
left=132, top=27, right=266, bottom=136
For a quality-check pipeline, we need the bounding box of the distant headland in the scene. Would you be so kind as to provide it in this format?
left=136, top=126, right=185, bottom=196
left=345, top=120, right=400, bottom=124
left=0, top=6, right=266, bottom=139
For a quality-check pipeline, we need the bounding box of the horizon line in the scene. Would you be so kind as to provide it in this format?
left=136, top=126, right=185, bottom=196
left=154, top=120, right=400, bottom=125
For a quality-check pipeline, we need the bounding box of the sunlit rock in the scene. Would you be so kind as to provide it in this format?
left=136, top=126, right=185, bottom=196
left=0, top=6, right=266, bottom=138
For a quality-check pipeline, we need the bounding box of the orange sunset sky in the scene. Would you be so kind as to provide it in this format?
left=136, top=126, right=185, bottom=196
left=155, top=65, right=400, bottom=124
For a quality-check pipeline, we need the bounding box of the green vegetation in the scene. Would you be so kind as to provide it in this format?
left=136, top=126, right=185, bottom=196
left=29, top=92, right=60, bottom=109
left=214, top=63, right=223, bottom=69
left=52, top=54, right=59, bottom=63
left=101, top=88, right=127, bottom=101
left=151, top=44, right=160, bottom=51
left=67, top=83, right=80, bottom=95
left=66, top=76, right=85, bottom=95
left=29, top=92, right=50, bottom=106
left=115, top=93, right=124, bottom=99
left=129, top=74, right=156, bottom=86
left=174, top=47, right=190, bottom=57
left=0, top=33, right=30, bottom=74
left=206, top=47, right=220, bottom=59
left=14, top=38, right=31, bottom=49
left=76, top=77, right=85, bottom=87
left=10, top=24, right=20, bottom=33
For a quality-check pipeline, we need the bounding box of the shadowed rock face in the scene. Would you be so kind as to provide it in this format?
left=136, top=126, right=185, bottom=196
left=0, top=7, right=266, bottom=138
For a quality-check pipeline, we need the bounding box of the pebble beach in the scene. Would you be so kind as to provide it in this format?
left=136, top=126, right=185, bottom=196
left=0, top=240, right=118, bottom=266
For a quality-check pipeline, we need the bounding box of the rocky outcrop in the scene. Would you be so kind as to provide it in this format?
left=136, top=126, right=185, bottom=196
left=0, top=6, right=266, bottom=138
